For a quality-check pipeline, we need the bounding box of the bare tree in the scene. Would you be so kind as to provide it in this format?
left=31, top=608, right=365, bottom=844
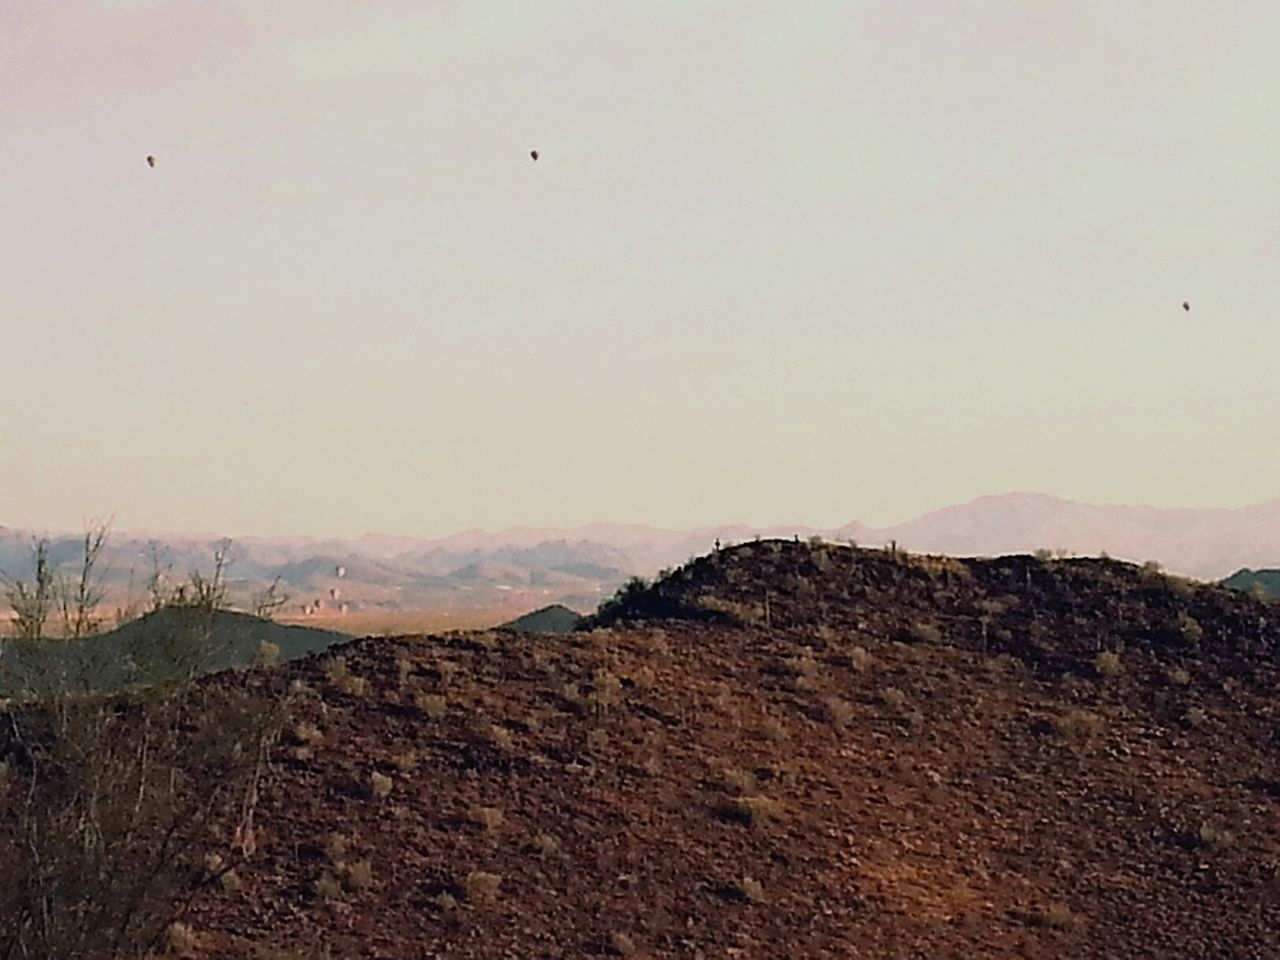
left=57, top=520, right=111, bottom=639
left=3, top=539, right=56, bottom=640
left=251, top=575, right=290, bottom=620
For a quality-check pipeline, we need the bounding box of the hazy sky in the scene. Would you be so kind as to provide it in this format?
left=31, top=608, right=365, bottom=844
left=3, top=1, right=1278, bottom=537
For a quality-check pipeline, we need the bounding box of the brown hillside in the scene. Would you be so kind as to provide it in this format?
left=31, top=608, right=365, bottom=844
left=16, top=541, right=1280, bottom=958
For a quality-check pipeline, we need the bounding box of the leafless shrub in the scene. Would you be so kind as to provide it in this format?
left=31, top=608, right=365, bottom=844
left=3, top=538, right=56, bottom=640
left=250, top=576, right=290, bottom=621
left=369, top=771, right=393, bottom=799
left=0, top=679, right=281, bottom=959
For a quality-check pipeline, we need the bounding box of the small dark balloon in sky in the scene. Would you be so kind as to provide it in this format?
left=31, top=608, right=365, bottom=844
left=530, top=150, right=539, bottom=161
left=146, top=155, right=156, bottom=168
left=1182, top=301, right=1190, bottom=312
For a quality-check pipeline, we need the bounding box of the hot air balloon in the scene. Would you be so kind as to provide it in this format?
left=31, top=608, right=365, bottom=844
left=530, top=150, right=539, bottom=161
left=336, top=565, right=346, bottom=579
left=146, top=155, right=156, bottom=168
left=329, top=587, right=340, bottom=601
left=1182, top=301, right=1190, bottom=312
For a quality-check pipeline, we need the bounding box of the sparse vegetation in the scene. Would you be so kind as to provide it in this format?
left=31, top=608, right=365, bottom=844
left=413, top=691, right=447, bottom=718
left=464, top=870, right=503, bottom=903
left=473, top=806, right=505, bottom=830
left=1094, top=650, right=1123, bottom=677
left=717, top=794, right=785, bottom=827
left=737, top=876, right=767, bottom=904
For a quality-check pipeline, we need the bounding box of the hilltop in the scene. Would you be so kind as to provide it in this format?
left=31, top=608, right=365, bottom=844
left=6, top=541, right=1280, bottom=958
left=6, top=494, right=1280, bottom=632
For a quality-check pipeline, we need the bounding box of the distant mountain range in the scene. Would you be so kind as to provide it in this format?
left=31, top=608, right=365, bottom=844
left=3, top=493, right=1279, bottom=619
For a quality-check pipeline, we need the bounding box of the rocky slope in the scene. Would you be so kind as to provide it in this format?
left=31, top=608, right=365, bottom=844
left=22, top=540, right=1280, bottom=958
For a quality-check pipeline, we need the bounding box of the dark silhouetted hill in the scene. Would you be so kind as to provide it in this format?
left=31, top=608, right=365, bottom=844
left=499, top=603, right=584, bottom=634
left=0, top=608, right=349, bottom=699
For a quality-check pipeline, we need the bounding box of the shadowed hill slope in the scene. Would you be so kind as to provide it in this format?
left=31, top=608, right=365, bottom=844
left=0, top=608, right=350, bottom=699
left=14, top=541, right=1279, bottom=958
left=498, top=603, right=584, bottom=634
left=1222, top=567, right=1280, bottom=599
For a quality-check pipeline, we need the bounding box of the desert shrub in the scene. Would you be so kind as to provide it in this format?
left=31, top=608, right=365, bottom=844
left=587, top=670, right=623, bottom=714
left=369, top=771, right=393, bottom=799
left=487, top=723, right=515, bottom=749
left=587, top=728, right=610, bottom=752
left=694, top=596, right=765, bottom=627
left=1038, top=903, right=1078, bottom=929
left=757, top=715, right=787, bottom=741
left=790, top=652, right=821, bottom=676
left=323, top=656, right=349, bottom=684
left=824, top=696, right=854, bottom=725
left=717, top=794, right=785, bottom=827
left=737, top=876, right=767, bottom=903
left=609, top=932, right=637, bottom=956
left=1198, top=821, right=1235, bottom=849
left=0, top=682, right=281, bottom=960
left=165, top=922, right=199, bottom=955
left=531, top=832, right=561, bottom=857
left=723, top=768, right=756, bottom=794
left=1052, top=709, right=1105, bottom=740
left=413, top=691, right=447, bottom=718
left=1185, top=706, right=1209, bottom=728
left=314, top=873, right=342, bottom=900
left=910, top=622, right=942, bottom=644
left=343, top=859, right=373, bottom=890
left=848, top=645, right=872, bottom=669
left=218, top=869, right=244, bottom=894
left=1094, top=650, right=1123, bottom=677
left=390, top=750, right=419, bottom=772
left=1165, top=667, right=1192, bottom=686
left=472, top=806, right=504, bottom=830
left=1177, top=613, right=1204, bottom=643
left=464, top=871, right=502, bottom=903
left=293, top=721, right=323, bottom=744
left=881, top=687, right=907, bottom=708
left=337, top=674, right=369, bottom=697
left=251, top=640, right=280, bottom=668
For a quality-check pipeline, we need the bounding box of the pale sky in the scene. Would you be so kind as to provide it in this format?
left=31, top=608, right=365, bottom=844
left=3, top=1, right=1278, bottom=537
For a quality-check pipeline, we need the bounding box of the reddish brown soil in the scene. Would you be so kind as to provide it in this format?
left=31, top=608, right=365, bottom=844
left=174, top=543, right=1280, bottom=958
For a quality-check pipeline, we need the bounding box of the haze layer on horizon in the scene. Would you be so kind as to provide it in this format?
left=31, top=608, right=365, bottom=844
left=3, top=1, right=1278, bottom=539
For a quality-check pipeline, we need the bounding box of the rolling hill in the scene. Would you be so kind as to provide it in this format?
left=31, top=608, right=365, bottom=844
left=11, top=539, right=1273, bottom=957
